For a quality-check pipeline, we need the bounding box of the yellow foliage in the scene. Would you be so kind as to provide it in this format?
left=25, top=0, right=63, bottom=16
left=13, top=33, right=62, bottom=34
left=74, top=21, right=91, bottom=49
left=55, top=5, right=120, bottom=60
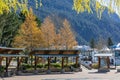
left=73, top=0, right=120, bottom=18
left=59, top=19, right=78, bottom=49
left=0, top=0, right=9, bottom=14
left=40, top=16, right=56, bottom=48
left=40, top=17, right=77, bottom=49
left=0, top=0, right=42, bottom=14
left=13, top=8, right=44, bottom=49
left=73, top=0, right=92, bottom=14
left=95, top=1, right=105, bottom=19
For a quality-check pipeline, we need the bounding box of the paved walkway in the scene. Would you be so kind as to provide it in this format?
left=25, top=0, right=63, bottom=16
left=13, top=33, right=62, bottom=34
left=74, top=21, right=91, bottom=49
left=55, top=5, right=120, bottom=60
left=1, top=68, right=120, bottom=80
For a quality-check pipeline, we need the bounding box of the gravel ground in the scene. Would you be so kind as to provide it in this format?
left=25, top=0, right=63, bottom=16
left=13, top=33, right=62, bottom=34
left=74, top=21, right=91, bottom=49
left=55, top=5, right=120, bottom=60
left=1, top=69, right=120, bottom=80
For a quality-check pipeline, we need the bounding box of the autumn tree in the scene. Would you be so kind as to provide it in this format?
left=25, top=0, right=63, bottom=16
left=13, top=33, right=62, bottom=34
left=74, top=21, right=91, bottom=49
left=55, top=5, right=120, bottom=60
left=59, top=19, right=77, bottom=49
left=53, top=33, right=62, bottom=49
left=40, top=16, right=56, bottom=49
left=12, top=8, right=44, bottom=49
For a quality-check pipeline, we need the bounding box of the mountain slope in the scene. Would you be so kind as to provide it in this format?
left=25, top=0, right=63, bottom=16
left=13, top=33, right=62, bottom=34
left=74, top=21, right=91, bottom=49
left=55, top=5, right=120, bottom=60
left=29, top=0, right=120, bottom=45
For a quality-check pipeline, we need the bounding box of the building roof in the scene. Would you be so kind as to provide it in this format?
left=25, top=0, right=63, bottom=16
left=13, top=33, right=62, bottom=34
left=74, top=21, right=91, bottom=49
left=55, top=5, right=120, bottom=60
left=94, top=53, right=113, bottom=57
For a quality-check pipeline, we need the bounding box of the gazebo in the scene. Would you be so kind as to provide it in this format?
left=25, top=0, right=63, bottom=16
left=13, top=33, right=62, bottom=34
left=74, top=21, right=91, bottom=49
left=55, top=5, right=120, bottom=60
left=30, top=49, right=81, bottom=73
left=94, top=53, right=113, bottom=68
left=0, top=47, right=27, bottom=76
left=94, top=53, right=113, bottom=72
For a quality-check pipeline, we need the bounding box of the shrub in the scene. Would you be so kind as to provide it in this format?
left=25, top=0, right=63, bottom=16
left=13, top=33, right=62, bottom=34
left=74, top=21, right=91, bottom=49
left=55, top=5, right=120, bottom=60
left=0, top=66, right=4, bottom=73
left=37, top=64, right=44, bottom=68
left=44, top=63, right=48, bottom=68
left=51, top=63, right=61, bottom=68
left=92, top=63, right=99, bottom=69
left=22, top=63, right=32, bottom=70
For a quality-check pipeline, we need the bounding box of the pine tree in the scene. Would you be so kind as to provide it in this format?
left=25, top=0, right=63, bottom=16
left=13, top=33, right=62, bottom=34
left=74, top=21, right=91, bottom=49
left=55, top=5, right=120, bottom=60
left=0, top=13, right=21, bottom=47
left=90, top=38, right=95, bottom=49
left=107, top=37, right=114, bottom=47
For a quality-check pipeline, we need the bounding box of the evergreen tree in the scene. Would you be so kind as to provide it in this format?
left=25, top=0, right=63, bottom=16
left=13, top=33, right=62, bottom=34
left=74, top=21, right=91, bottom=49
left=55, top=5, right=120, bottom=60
left=90, top=38, right=95, bottom=49
left=107, top=37, right=114, bottom=47
left=0, top=12, right=22, bottom=47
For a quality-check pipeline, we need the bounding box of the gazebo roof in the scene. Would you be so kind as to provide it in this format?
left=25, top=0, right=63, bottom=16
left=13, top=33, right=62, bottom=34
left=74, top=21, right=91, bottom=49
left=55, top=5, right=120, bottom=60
left=30, top=49, right=80, bottom=56
left=34, top=54, right=78, bottom=57
left=0, top=54, right=28, bottom=57
left=0, top=47, right=25, bottom=55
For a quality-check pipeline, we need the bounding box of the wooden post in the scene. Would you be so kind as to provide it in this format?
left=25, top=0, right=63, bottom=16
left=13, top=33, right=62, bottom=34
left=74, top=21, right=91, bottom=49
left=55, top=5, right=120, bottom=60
left=62, top=57, right=64, bottom=69
left=31, top=55, right=33, bottom=66
left=6, top=57, right=9, bottom=73
left=98, top=57, right=101, bottom=69
left=76, top=56, right=79, bottom=67
left=34, top=56, right=37, bottom=70
left=17, top=57, right=20, bottom=71
left=35, top=57, right=39, bottom=64
left=48, top=57, right=50, bottom=70
left=107, top=57, right=110, bottom=68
